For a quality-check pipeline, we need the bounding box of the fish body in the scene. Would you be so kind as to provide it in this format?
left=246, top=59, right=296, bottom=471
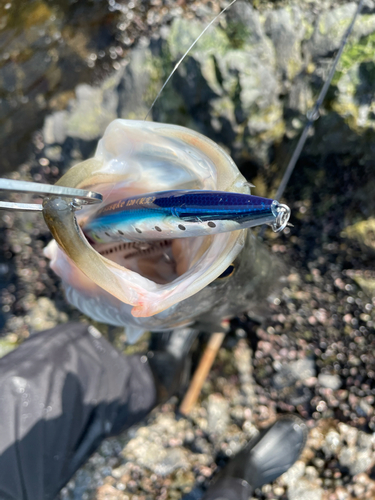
left=46, top=214, right=282, bottom=342
left=83, top=190, right=289, bottom=244
left=43, top=119, right=285, bottom=341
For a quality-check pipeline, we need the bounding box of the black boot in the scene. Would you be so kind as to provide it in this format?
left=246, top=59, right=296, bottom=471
left=202, top=415, right=308, bottom=500
left=147, top=327, right=198, bottom=403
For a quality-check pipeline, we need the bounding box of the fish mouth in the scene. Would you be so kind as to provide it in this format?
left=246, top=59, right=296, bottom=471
left=90, top=238, right=187, bottom=285
left=93, top=240, right=176, bottom=284
left=43, top=119, right=249, bottom=320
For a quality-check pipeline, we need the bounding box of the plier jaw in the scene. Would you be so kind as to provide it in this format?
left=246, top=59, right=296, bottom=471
left=0, top=178, right=102, bottom=212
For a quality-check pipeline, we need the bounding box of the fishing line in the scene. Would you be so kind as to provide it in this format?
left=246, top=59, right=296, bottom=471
left=257, top=0, right=365, bottom=239
left=144, top=0, right=238, bottom=121
left=274, top=0, right=365, bottom=203
left=143, top=0, right=364, bottom=239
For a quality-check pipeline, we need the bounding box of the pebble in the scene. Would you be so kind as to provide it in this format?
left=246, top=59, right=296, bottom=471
left=287, top=478, right=323, bottom=500
left=206, top=394, right=229, bottom=437
left=318, top=374, right=342, bottom=390
left=273, top=357, right=316, bottom=391
left=323, top=430, right=341, bottom=456
left=280, top=460, right=306, bottom=486
left=26, top=297, right=68, bottom=332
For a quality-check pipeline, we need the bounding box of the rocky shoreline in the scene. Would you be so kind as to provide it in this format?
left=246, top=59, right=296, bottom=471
left=1, top=1, right=375, bottom=499
left=56, top=182, right=375, bottom=500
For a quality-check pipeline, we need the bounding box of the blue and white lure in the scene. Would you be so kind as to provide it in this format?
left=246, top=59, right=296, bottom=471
left=83, top=190, right=291, bottom=244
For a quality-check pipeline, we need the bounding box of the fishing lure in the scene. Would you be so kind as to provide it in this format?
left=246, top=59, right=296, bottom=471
left=83, top=190, right=291, bottom=244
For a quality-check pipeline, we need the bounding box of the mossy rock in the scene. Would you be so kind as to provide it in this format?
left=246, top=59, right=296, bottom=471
left=0, top=337, right=18, bottom=358
left=352, top=276, right=375, bottom=298
left=167, top=18, right=230, bottom=60
left=341, top=218, right=375, bottom=255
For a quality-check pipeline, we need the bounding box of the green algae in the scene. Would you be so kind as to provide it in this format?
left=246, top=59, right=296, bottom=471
left=225, top=19, right=255, bottom=50
left=319, top=15, right=354, bottom=37
left=333, top=32, right=375, bottom=85
left=286, top=54, right=302, bottom=80
left=341, top=218, right=375, bottom=254
left=352, top=276, right=375, bottom=298
left=0, top=337, right=19, bottom=358
left=167, top=18, right=230, bottom=60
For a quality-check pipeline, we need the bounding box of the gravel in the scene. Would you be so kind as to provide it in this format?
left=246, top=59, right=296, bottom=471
left=51, top=152, right=375, bottom=499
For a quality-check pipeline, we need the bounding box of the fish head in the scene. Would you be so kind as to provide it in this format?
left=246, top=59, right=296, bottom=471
left=44, top=119, right=268, bottom=341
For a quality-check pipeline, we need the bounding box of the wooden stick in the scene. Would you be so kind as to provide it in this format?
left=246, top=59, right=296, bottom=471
left=179, top=331, right=226, bottom=415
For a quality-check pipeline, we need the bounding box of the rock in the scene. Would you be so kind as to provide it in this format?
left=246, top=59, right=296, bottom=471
left=0, top=336, right=18, bottom=358
left=43, top=111, right=68, bottom=145
left=234, top=340, right=257, bottom=408
left=281, top=461, right=323, bottom=499
left=357, top=431, right=374, bottom=449
left=305, top=466, right=319, bottom=481
left=124, top=439, right=188, bottom=476
left=122, top=413, right=190, bottom=476
left=338, top=422, right=358, bottom=447
left=306, top=4, right=375, bottom=59
left=34, top=0, right=375, bottom=176
left=357, top=399, right=374, bottom=417
left=351, top=450, right=374, bottom=475
left=322, top=430, right=341, bottom=457
left=0, top=0, right=125, bottom=173
left=129, top=7, right=284, bottom=167
left=264, top=6, right=305, bottom=79
left=336, top=486, right=351, bottom=500
left=273, top=357, right=316, bottom=389
left=352, top=275, right=375, bottom=297
left=280, top=460, right=306, bottom=486
left=339, top=444, right=374, bottom=475
left=118, top=45, right=156, bottom=120
left=318, top=373, right=342, bottom=390
left=96, top=484, right=127, bottom=500
left=43, top=71, right=123, bottom=144
left=342, top=218, right=375, bottom=254
left=206, top=394, right=229, bottom=437
left=44, top=145, right=63, bottom=162
left=287, top=479, right=323, bottom=500
left=26, top=297, right=68, bottom=332
left=225, top=1, right=266, bottom=47
left=153, top=447, right=189, bottom=477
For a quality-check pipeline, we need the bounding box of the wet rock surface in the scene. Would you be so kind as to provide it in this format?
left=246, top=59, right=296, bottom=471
left=0, top=0, right=227, bottom=172
left=1, top=1, right=375, bottom=499
left=36, top=0, right=375, bottom=179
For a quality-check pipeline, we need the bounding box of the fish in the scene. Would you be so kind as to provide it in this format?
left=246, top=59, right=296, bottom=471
left=43, top=119, right=285, bottom=342
left=42, top=0, right=360, bottom=343
left=82, top=189, right=290, bottom=244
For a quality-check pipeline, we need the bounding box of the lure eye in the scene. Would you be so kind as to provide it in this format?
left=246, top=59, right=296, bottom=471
left=216, top=263, right=236, bottom=280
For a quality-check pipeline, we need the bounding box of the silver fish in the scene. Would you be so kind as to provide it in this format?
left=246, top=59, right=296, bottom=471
left=43, top=119, right=284, bottom=342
